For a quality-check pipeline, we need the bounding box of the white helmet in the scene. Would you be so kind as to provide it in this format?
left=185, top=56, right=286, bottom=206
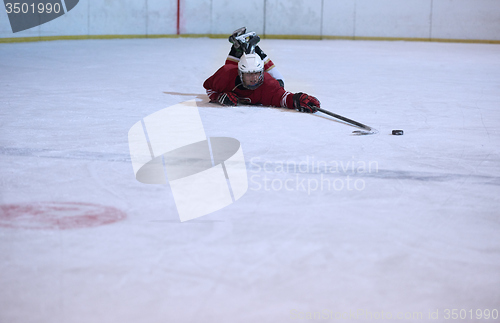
left=238, top=53, right=264, bottom=90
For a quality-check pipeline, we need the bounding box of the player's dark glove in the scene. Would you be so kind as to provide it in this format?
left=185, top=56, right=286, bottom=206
left=217, top=92, right=238, bottom=106
left=277, top=79, right=284, bottom=88
left=293, top=92, right=320, bottom=113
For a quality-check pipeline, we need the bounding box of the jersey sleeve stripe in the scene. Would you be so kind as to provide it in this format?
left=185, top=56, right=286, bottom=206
left=281, top=91, right=291, bottom=108
left=226, top=55, right=240, bottom=63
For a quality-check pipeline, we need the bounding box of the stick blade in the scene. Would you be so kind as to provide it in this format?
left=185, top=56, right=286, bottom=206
left=351, top=129, right=378, bottom=136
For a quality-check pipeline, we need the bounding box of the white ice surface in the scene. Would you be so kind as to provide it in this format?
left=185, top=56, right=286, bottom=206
left=1, top=38, right=499, bottom=323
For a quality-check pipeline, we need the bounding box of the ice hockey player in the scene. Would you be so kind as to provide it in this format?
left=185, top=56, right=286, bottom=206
left=203, top=27, right=321, bottom=113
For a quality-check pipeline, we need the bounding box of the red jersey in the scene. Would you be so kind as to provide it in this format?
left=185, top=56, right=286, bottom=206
left=203, top=64, right=295, bottom=109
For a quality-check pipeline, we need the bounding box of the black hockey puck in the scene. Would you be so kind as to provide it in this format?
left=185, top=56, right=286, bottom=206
left=392, top=130, right=404, bottom=135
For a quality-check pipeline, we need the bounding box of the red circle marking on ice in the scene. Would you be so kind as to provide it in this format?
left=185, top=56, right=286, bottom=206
left=0, top=202, right=126, bottom=230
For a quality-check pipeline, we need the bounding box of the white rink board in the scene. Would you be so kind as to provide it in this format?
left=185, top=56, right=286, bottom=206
left=431, top=0, right=500, bottom=40
left=264, top=0, right=322, bottom=36
left=354, top=0, right=432, bottom=39
left=1, top=0, right=499, bottom=41
left=181, top=0, right=212, bottom=34
left=322, top=0, right=356, bottom=37
left=210, top=0, right=265, bottom=35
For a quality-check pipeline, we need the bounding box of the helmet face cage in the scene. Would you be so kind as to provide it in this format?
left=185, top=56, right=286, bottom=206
left=238, top=54, right=264, bottom=90
left=239, top=70, right=264, bottom=90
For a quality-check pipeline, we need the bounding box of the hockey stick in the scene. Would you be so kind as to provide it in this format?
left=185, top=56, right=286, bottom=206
left=316, top=107, right=378, bottom=135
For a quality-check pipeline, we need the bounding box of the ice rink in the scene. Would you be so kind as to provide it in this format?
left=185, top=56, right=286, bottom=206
left=1, top=37, right=499, bottom=322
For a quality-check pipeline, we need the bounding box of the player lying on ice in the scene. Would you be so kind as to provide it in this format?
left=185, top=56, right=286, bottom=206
left=203, top=27, right=321, bottom=113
